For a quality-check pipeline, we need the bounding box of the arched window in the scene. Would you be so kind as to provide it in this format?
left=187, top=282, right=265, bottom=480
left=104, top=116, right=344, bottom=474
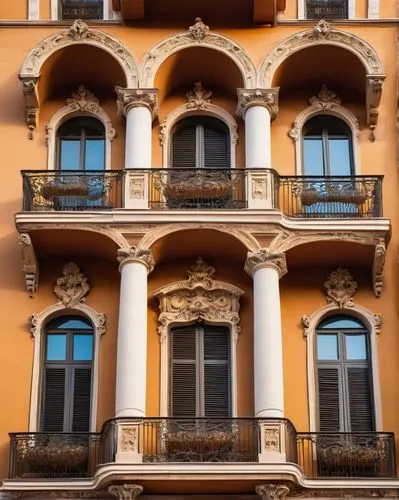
left=171, top=116, right=230, bottom=169
left=303, top=115, right=353, bottom=176
left=316, top=315, right=374, bottom=432
left=41, top=316, right=94, bottom=432
left=57, top=117, right=105, bottom=171
left=170, top=324, right=231, bottom=418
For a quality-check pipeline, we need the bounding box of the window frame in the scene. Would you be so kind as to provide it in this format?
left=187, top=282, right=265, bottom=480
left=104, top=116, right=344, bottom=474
left=51, top=0, right=117, bottom=20
left=298, top=0, right=355, bottom=19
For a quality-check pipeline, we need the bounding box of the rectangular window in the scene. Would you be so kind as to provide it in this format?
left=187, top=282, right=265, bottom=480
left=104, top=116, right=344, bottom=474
left=60, top=0, right=103, bottom=20
left=306, top=0, right=348, bottom=19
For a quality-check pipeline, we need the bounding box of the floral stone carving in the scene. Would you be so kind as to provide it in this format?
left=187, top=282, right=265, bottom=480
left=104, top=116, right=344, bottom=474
left=54, top=263, right=90, bottom=307
left=324, top=267, right=358, bottom=308
left=186, top=81, right=212, bottom=110
left=153, top=257, right=244, bottom=344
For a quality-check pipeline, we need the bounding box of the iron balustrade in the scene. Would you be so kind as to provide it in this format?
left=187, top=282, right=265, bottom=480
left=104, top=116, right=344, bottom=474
left=9, top=432, right=100, bottom=479
left=306, top=0, right=348, bottom=19
left=22, top=170, right=123, bottom=211
left=21, top=170, right=383, bottom=218
left=60, top=0, right=103, bottom=19
left=277, top=175, right=383, bottom=218
left=297, top=432, right=396, bottom=478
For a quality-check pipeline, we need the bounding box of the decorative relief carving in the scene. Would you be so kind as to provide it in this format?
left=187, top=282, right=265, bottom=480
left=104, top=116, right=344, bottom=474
left=309, top=84, right=342, bottom=107
left=120, top=426, right=138, bottom=453
left=186, top=81, right=212, bottom=110
left=324, top=267, right=357, bottom=308
left=68, top=19, right=89, bottom=40
left=252, top=177, right=267, bottom=199
left=367, top=75, right=385, bottom=141
left=19, top=233, right=39, bottom=297
left=188, top=17, right=210, bottom=41
left=129, top=177, right=145, bottom=199
left=311, top=19, right=332, bottom=38
left=108, top=484, right=143, bottom=500
left=245, top=249, right=287, bottom=278
left=153, top=258, right=244, bottom=344
left=373, top=243, right=386, bottom=297
left=237, top=88, right=279, bottom=120
left=263, top=426, right=280, bottom=452
left=115, top=87, right=159, bottom=120
left=54, top=263, right=90, bottom=307
left=19, top=76, right=39, bottom=138
left=256, top=484, right=290, bottom=500
left=117, top=247, right=155, bottom=273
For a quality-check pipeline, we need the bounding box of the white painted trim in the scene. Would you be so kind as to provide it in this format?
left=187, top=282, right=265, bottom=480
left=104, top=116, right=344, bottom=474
left=303, top=303, right=382, bottom=432
left=28, top=0, right=39, bottom=20
left=46, top=90, right=115, bottom=171
left=298, top=0, right=356, bottom=20
left=368, top=0, right=379, bottom=18
left=51, top=0, right=58, bottom=20
left=159, top=322, right=239, bottom=417
left=160, top=103, right=238, bottom=169
left=289, top=102, right=361, bottom=175
left=29, top=302, right=106, bottom=432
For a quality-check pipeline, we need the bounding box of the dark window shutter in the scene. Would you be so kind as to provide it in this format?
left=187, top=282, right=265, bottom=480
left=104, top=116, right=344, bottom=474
left=72, top=367, right=92, bottom=432
left=347, top=367, right=374, bottom=432
left=204, top=327, right=230, bottom=418
left=171, top=327, right=197, bottom=417
left=318, top=367, right=341, bottom=432
left=172, top=126, right=197, bottom=168
left=204, top=126, right=230, bottom=169
left=42, top=368, right=66, bottom=432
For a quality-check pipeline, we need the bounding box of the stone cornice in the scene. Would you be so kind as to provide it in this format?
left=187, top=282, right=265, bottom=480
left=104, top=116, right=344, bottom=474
left=117, top=247, right=155, bottom=274
left=236, top=88, right=279, bottom=120
left=115, top=87, right=159, bottom=121
left=245, top=249, right=287, bottom=278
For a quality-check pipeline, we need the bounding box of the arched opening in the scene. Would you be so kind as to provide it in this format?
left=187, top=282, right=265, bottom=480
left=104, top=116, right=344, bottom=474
left=41, top=316, right=94, bottom=432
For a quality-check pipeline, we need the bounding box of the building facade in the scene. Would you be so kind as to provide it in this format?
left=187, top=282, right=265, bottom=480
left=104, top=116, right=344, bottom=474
left=0, top=0, right=398, bottom=499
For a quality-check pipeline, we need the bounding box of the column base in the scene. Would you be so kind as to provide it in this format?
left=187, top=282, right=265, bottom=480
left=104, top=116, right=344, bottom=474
left=258, top=451, right=287, bottom=463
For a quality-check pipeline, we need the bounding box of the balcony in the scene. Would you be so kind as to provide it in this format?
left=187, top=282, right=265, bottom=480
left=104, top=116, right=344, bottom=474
left=21, top=170, right=383, bottom=219
left=306, top=0, right=348, bottom=19
left=8, top=419, right=396, bottom=480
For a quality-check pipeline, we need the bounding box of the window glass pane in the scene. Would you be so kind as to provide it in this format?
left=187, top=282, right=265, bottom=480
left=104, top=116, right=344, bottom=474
left=328, top=138, right=352, bottom=175
left=317, top=334, right=338, bottom=360
left=346, top=334, right=367, bottom=360
left=85, top=139, right=105, bottom=170
left=47, top=317, right=93, bottom=330
left=73, top=335, right=93, bottom=361
left=47, top=334, right=67, bottom=360
left=303, top=138, right=324, bottom=175
left=60, top=140, right=81, bottom=170
left=319, top=317, right=365, bottom=329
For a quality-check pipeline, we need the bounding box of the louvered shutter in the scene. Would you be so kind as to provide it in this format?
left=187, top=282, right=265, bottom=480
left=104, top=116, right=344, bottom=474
left=42, top=368, right=66, bottom=432
left=171, top=327, right=197, bottom=417
left=204, top=126, right=230, bottom=169
left=171, top=125, right=197, bottom=168
left=72, top=367, right=92, bottom=432
left=347, top=367, right=374, bottom=432
left=318, top=367, right=341, bottom=432
left=203, top=326, right=230, bottom=418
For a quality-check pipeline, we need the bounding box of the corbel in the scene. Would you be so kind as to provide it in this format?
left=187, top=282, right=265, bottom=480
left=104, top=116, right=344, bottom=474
left=366, top=74, right=386, bottom=142
left=19, top=233, right=39, bottom=297
left=19, top=76, right=40, bottom=139
left=372, top=242, right=386, bottom=298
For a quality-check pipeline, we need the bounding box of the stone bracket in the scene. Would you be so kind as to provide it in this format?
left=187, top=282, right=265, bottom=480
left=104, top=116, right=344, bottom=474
left=373, top=242, right=386, bottom=297
left=19, top=233, right=39, bottom=297
left=19, top=76, right=39, bottom=139
left=366, top=74, right=386, bottom=141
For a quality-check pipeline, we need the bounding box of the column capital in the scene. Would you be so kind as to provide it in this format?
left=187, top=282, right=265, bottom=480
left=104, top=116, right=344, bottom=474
left=115, top=86, right=159, bottom=121
left=108, top=484, right=143, bottom=500
left=236, top=88, right=279, bottom=120
left=255, top=484, right=290, bottom=500
left=117, top=247, right=155, bottom=274
left=245, top=249, right=287, bottom=278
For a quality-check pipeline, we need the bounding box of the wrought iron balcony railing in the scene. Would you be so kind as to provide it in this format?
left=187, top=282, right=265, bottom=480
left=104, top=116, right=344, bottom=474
left=9, top=422, right=396, bottom=479
left=9, top=433, right=100, bottom=479
left=297, top=432, right=396, bottom=478
left=22, top=170, right=123, bottom=211
left=60, top=0, right=103, bottom=19
left=306, top=0, right=348, bottom=19
left=21, top=170, right=383, bottom=218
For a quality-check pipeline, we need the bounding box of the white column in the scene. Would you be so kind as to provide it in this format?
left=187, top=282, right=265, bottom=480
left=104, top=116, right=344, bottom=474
left=116, top=87, right=158, bottom=170
left=245, top=250, right=287, bottom=418
left=237, top=88, right=279, bottom=170
left=115, top=247, right=154, bottom=418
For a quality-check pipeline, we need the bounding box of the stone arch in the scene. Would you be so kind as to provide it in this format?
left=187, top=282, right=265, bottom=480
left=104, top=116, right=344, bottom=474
left=20, top=20, right=138, bottom=86
left=302, top=302, right=382, bottom=432
left=159, top=102, right=238, bottom=168
left=138, top=223, right=260, bottom=253
left=140, top=18, right=256, bottom=89
left=258, top=21, right=385, bottom=88
left=29, top=300, right=106, bottom=432
left=46, top=85, right=116, bottom=171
